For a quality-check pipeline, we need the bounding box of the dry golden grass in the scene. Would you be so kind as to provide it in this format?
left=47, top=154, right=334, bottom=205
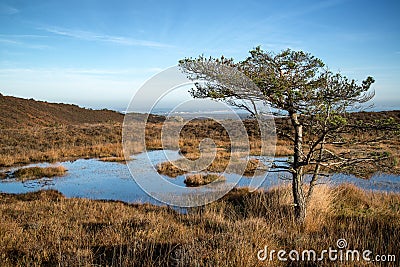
left=274, top=140, right=293, bottom=156
left=184, top=173, right=226, bottom=186
left=0, top=184, right=398, bottom=266
left=99, top=156, right=131, bottom=163
left=157, top=161, right=187, bottom=177
left=12, top=166, right=67, bottom=181
left=0, top=124, right=123, bottom=167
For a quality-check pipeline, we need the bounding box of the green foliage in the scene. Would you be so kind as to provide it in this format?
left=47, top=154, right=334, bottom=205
left=179, top=47, right=375, bottom=117
left=393, top=157, right=399, bottom=167
left=329, top=115, right=347, bottom=127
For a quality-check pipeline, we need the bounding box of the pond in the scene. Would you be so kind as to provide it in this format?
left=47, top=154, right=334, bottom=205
left=1, top=150, right=399, bottom=206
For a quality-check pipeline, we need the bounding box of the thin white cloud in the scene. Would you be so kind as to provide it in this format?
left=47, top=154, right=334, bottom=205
left=0, top=67, right=164, bottom=78
left=0, top=38, right=20, bottom=45
left=66, top=67, right=164, bottom=75
left=273, top=0, right=346, bottom=21
left=0, top=4, right=19, bottom=15
left=248, top=0, right=346, bottom=30
left=40, top=26, right=173, bottom=48
left=0, top=34, right=49, bottom=39
left=332, top=32, right=379, bottom=43
left=0, top=36, right=51, bottom=49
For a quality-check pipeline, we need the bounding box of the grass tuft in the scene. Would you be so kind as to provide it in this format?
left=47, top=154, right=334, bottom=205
left=157, top=161, right=187, bottom=177
left=99, top=156, right=131, bottom=163
left=12, top=166, right=67, bottom=181
left=184, top=173, right=226, bottom=186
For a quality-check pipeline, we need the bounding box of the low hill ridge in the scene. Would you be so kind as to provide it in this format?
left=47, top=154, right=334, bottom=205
left=0, top=93, right=123, bottom=128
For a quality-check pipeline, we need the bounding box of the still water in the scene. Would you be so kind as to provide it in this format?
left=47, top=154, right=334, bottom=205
left=1, top=150, right=399, bottom=205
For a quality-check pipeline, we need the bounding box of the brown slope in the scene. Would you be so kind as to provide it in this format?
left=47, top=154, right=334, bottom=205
left=0, top=93, right=124, bottom=128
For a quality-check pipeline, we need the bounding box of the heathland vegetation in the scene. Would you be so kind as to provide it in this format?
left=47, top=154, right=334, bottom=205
left=0, top=94, right=124, bottom=167
left=1, top=93, right=399, bottom=176
left=0, top=93, right=400, bottom=265
left=0, top=184, right=399, bottom=266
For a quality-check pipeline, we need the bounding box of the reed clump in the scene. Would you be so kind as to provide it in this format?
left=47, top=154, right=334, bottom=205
left=12, top=166, right=67, bottom=181
left=99, top=156, right=131, bottom=163
left=184, top=173, right=226, bottom=186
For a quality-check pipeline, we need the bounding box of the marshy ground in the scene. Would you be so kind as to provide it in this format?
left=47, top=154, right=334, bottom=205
left=0, top=184, right=399, bottom=266
left=1, top=95, right=400, bottom=266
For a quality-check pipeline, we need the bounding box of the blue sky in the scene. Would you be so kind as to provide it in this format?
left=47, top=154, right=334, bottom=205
left=0, top=0, right=399, bottom=110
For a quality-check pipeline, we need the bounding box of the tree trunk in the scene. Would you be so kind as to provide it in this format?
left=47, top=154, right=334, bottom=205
left=290, top=112, right=307, bottom=224
left=292, top=169, right=306, bottom=224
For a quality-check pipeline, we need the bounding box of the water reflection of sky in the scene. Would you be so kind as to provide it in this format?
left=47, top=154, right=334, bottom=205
left=1, top=150, right=399, bottom=206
